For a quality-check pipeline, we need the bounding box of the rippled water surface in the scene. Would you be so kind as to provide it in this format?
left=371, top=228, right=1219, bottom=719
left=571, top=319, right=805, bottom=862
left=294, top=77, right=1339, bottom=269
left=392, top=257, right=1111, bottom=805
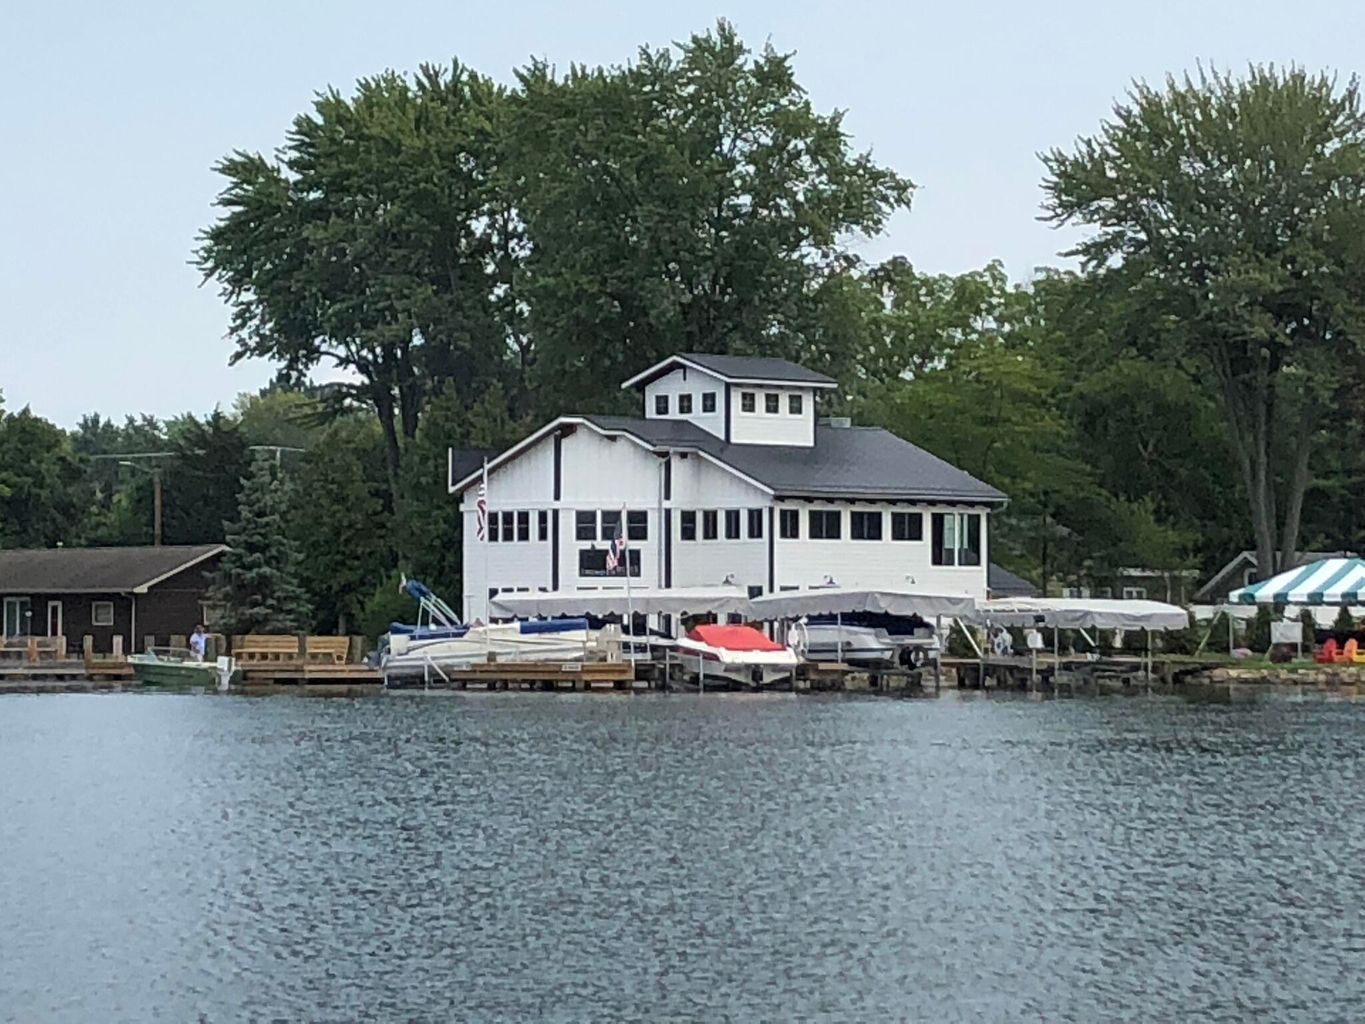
left=3, top=692, right=1365, bottom=1022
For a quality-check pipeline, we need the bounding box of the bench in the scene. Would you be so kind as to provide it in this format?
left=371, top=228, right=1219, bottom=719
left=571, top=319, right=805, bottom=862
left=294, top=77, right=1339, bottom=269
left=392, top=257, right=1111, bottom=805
left=233, top=635, right=350, bottom=665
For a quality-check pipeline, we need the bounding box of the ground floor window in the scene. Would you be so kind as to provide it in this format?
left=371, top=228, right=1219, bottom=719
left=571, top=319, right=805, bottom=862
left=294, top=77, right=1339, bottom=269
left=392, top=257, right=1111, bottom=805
left=779, top=509, right=799, bottom=539
left=578, top=548, right=641, bottom=577
left=92, top=601, right=115, bottom=627
left=747, top=508, right=764, bottom=539
left=850, top=510, right=882, bottom=540
left=891, top=511, right=923, bottom=541
left=680, top=510, right=697, bottom=541
left=809, top=509, right=841, bottom=539
left=931, top=512, right=982, bottom=566
left=725, top=509, right=741, bottom=539
left=2, top=596, right=32, bottom=636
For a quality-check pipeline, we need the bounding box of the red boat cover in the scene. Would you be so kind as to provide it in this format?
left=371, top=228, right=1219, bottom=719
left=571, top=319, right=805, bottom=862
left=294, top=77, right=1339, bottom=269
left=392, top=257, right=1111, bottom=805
left=687, top=624, right=784, bottom=652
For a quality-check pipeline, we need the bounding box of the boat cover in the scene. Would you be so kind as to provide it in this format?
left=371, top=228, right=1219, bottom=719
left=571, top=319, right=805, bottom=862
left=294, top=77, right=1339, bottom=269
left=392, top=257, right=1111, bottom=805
left=491, top=586, right=754, bottom=618
left=687, top=624, right=784, bottom=651
left=748, top=588, right=976, bottom=621
left=971, top=597, right=1188, bottom=630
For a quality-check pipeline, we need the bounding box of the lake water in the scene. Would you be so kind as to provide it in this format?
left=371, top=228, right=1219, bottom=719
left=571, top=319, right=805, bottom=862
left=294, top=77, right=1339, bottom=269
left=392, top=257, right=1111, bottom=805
left=2, top=692, right=1364, bottom=1022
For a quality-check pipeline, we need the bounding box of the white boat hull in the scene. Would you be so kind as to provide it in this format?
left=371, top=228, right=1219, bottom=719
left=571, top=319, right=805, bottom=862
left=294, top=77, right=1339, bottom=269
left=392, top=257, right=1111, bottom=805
left=382, top=624, right=600, bottom=678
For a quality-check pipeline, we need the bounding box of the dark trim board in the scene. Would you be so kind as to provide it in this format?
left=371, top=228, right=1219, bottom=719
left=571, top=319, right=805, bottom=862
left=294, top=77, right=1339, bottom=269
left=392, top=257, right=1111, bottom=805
left=664, top=509, right=673, bottom=588
left=663, top=456, right=672, bottom=501
left=553, top=433, right=563, bottom=501
left=767, top=507, right=775, bottom=592
left=551, top=510, right=560, bottom=590
left=724, top=385, right=732, bottom=443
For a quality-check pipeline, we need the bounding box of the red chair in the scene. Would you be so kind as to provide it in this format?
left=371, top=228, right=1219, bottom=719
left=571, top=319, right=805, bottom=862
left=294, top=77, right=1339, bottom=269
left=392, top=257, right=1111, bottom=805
left=1316, top=638, right=1339, bottom=664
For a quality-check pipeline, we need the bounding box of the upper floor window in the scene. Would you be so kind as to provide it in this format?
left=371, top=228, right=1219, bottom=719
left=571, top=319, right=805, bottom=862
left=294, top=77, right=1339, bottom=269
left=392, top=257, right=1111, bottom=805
left=516, top=510, right=530, bottom=542
left=655, top=394, right=669, bottom=415
left=891, top=511, right=923, bottom=541
left=627, top=510, right=648, bottom=541
left=724, top=509, right=741, bottom=539
left=678, top=394, right=693, bottom=414
left=747, top=508, right=764, bottom=539
left=740, top=392, right=756, bottom=413
left=489, top=512, right=500, bottom=542
left=931, top=512, right=981, bottom=566
left=809, top=509, right=841, bottom=539
left=702, top=392, right=717, bottom=413
left=680, top=510, right=697, bottom=541
left=538, top=510, right=549, bottom=541
left=779, top=509, right=800, bottom=539
left=501, top=511, right=515, bottom=543
left=600, top=509, right=621, bottom=541
left=702, top=510, right=719, bottom=540
left=765, top=393, right=780, bottom=414
left=850, top=510, right=882, bottom=541
left=575, top=511, right=596, bottom=541
left=788, top=394, right=803, bottom=415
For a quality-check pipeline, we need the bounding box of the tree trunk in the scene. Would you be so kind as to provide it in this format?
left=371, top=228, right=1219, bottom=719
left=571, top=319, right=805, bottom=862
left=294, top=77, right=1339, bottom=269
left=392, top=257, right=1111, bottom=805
left=374, top=387, right=402, bottom=502
left=1278, top=408, right=1316, bottom=571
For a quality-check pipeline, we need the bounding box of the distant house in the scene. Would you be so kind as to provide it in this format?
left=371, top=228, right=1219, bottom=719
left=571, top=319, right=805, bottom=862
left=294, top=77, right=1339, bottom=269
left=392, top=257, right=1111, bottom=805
left=988, top=562, right=1038, bottom=599
left=0, top=545, right=226, bottom=654
left=1194, top=550, right=1358, bottom=605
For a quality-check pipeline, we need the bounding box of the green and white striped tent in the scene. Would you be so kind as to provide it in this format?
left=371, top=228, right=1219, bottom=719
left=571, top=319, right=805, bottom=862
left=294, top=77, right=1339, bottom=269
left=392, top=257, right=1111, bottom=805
left=1228, top=558, right=1365, bottom=606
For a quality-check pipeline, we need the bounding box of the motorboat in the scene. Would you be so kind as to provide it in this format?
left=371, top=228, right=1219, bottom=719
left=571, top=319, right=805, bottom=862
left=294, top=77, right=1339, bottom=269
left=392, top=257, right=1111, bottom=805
left=129, top=647, right=237, bottom=690
left=674, top=624, right=799, bottom=688
left=799, top=616, right=941, bottom=667
left=381, top=618, right=602, bottom=679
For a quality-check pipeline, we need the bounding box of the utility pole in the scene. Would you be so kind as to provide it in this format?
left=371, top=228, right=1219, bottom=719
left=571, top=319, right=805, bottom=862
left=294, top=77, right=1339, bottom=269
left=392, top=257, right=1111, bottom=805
left=151, top=467, right=163, bottom=547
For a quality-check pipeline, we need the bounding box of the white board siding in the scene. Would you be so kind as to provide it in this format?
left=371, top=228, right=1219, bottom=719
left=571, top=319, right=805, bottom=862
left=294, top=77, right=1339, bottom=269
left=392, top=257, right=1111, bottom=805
left=728, top=385, right=816, bottom=446
left=643, top=367, right=727, bottom=438
left=772, top=501, right=990, bottom=599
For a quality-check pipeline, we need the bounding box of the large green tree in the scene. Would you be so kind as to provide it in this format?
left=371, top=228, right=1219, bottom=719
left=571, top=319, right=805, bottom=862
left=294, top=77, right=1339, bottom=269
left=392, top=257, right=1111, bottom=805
left=210, top=454, right=310, bottom=634
left=1042, top=66, right=1365, bottom=574
left=0, top=401, right=88, bottom=547
left=197, top=61, right=511, bottom=494
left=507, top=21, right=914, bottom=414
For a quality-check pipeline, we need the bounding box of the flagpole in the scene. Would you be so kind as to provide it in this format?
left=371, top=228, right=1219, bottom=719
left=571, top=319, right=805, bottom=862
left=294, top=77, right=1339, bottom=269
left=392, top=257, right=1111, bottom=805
left=623, top=503, right=636, bottom=665
left=482, top=459, right=491, bottom=661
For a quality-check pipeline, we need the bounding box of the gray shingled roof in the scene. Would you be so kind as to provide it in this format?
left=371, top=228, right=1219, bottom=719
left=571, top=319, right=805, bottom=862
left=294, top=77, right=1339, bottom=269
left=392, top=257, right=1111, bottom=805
left=449, top=447, right=500, bottom=487
left=0, top=544, right=226, bottom=594
left=625, top=353, right=837, bottom=389
left=989, top=562, right=1038, bottom=597
left=582, top=416, right=1006, bottom=504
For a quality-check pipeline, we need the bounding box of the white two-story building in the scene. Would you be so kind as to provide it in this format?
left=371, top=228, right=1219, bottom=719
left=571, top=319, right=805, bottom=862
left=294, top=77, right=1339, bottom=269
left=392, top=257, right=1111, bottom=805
left=449, top=353, right=1006, bottom=623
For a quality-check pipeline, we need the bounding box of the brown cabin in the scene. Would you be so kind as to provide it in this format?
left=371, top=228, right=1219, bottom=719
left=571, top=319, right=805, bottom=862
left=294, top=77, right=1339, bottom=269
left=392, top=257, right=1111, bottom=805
left=0, top=544, right=226, bottom=655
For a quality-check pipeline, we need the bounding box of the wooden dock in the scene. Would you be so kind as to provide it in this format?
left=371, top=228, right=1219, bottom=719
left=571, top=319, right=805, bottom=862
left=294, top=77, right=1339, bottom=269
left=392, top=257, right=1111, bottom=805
left=387, top=659, right=637, bottom=692
left=237, top=662, right=383, bottom=695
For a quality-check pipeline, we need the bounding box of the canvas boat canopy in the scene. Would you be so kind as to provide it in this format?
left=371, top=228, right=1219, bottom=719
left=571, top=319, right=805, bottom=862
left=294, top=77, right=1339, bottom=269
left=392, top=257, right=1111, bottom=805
left=973, top=597, right=1188, bottom=631
left=490, top=585, right=754, bottom=619
left=747, top=587, right=977, bottom=621
left=1227, top=557, right=1365, bottom=606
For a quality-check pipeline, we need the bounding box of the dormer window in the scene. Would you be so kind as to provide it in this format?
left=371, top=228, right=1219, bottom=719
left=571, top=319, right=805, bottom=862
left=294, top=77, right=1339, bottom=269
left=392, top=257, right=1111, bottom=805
left=702, top=392, right=716, bottom=413
left=655, top=394, right=669, bottom=415
left=678, top=394, right=692, bottom=414
left=789, top=394, right=802, bottom=415
left=764, top=393, right=779, bottom=414
left=740, top=392, right=756, bottom=413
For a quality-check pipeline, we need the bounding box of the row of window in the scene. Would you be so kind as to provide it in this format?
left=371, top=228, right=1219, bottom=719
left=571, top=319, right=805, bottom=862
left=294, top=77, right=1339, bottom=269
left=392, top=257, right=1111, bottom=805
left=487, top=509, right=550, bottom=543
left=655, top=392, right=718, bottom=416
left=680, top=508, right=766, bottom=541
left=575, top=509, right=648, bottom=542
left=653, top=391, right=806, bottom=417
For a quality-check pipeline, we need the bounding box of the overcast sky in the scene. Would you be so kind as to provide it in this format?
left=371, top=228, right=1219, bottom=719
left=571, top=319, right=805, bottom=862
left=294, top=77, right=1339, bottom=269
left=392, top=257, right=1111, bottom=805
left=2, top=0, right=1359, bottom=426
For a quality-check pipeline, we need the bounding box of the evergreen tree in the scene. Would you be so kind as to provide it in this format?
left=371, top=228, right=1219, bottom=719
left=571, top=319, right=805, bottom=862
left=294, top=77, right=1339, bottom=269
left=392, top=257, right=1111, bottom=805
left=1247, top=606, right=1274, bottom=653
left=211, top=454, right=311, bottom=634
left=1332, top=606, right=1355, bottom=636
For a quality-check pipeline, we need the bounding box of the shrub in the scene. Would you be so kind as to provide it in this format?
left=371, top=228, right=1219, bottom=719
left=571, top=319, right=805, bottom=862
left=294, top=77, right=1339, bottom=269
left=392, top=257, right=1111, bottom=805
left=1332, top=606, right=1355, bottom=635
left=1161, top=612, right=1198, bottom=655
left=946, top=621, right=978, bottom=658
left=1300, top=609, right=1318, bottom=648
left=1246, top=605, right=1273, bottom=653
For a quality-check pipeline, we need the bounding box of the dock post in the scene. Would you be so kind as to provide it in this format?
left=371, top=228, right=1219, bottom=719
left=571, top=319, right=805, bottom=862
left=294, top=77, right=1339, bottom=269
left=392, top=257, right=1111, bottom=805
left=934, top=615, right=942, bottom=693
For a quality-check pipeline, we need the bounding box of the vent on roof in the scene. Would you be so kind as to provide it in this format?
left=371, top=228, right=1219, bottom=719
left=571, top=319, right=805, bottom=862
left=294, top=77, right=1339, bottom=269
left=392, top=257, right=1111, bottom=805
left=821, top=416, right=852, bottom=429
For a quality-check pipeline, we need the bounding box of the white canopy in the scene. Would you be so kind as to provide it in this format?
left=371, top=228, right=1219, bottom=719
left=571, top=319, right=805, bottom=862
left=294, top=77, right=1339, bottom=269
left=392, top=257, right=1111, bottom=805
left=490, top=585, right=753, bottom=618
left=973, top=597, right=1188, bottom=631
left=748, top=587, right=977, bottom=621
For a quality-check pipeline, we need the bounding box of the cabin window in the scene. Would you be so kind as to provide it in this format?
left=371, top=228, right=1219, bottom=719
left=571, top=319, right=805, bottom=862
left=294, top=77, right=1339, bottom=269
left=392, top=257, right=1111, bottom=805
left=627, top=510, right=648, bottom=541
left=931, top=513, right=955, bottom=565
left=702, top=392, right=717, bottom=413
left=891, top=511, right=923, bottom=541
left=809, top=510, right=841, bottom=539
left=764, top=393, right=780, bottom=414
left=516, top=510, right=530, bottom=542
left=501, top=511, right=515, bottom=542
left=788, top=394, right=803, bottom=415
left=655, top=394, right=669, bottom=415
left=779, top=509, right=800, bottom=539
left=575, top=511, right=596, bottom=541
left=747, top=509, right=764, bottom=539
left=92, top=601, right=114, bottom=627
left=678, top=394, right=693, bottom=414
left=579, top=548, right=641, bottom=577
left=600, top=509, right=622, bottom=541
left=740, top=392, right=756, bottom=413
left=488, top=513, right=500, bottom=542
left=960, top=513, right=982, bottom=566
left=724, top=509, right=741, bottom=539
left=538, top=510, right=548, bottom=541
left=702, top=510, right=719, bottom=540
left=1123, top=586, right=1147, bottom=600
left=680, top=510, right=697, bottom=541
left=851, top=510, right=882, bottom=540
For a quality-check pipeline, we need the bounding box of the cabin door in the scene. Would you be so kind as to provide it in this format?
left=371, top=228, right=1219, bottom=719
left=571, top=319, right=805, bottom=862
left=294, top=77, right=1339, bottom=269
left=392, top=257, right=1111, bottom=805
left=2, top=597, right=31, bottom=637
left=46, top=601, right=63, bottom=638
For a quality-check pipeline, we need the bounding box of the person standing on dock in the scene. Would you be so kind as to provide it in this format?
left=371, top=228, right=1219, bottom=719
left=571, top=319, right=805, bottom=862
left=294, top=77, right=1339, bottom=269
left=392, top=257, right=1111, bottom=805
left=189, top=625, right=208, bottom=662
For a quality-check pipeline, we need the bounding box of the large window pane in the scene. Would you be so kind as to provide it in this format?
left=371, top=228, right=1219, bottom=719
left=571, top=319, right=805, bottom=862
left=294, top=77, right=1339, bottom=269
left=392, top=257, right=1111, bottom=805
left=575, top=511, right=596, bottom=541
left=959, top=513, right=982, bottom=566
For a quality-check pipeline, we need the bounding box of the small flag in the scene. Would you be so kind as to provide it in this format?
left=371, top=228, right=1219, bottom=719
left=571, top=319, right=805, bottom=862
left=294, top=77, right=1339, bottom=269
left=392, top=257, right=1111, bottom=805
left=605, top=510, right=627, bottom=575
left=476, top=460, right=488, bottom=541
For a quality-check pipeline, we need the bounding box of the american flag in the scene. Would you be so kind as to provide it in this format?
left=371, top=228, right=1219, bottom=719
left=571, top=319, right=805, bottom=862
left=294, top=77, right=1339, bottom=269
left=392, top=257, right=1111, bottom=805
left=604, top=510, right=627, bottom=574
left=475, top=460, right=488, bottom=541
